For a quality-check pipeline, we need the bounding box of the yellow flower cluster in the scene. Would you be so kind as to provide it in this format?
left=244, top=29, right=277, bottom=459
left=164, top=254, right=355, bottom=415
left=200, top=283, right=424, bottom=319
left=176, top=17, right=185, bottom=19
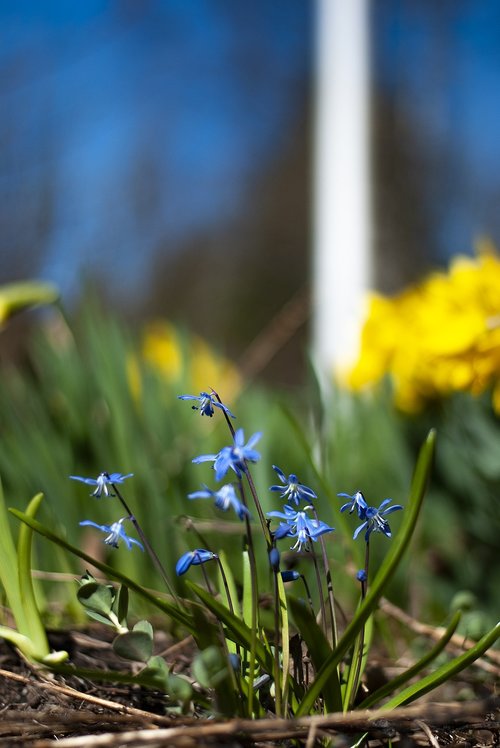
left=346, top=244, right=500, bottom=412
left=128, top=320, right=240, bottom=403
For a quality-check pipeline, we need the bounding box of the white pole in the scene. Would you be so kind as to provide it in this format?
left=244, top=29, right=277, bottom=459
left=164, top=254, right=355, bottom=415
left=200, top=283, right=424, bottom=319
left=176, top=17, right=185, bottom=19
left=312, top=0, right=372, bottom=379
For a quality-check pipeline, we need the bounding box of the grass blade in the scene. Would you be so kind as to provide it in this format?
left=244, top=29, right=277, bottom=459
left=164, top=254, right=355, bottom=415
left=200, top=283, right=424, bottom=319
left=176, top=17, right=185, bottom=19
left=295, top=429, right=435, bottom=716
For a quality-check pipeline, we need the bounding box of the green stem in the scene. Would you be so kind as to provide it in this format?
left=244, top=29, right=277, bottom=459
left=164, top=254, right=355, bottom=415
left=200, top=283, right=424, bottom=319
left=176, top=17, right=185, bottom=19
left=311, top=550, right=327, bottom=634
left=312, top=505, right=337, bottom=648
left=272, top=569, right=282, bottom=716
left=112, top=483, right=181, bottom=606
left=346, top=541, right=370, bottom=711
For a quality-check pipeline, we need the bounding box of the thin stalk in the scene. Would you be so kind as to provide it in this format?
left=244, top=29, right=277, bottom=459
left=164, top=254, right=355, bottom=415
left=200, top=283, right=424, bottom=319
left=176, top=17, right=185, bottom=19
left=347, top=540, right=370, bottom=710
left=200, top=562, right=215, bottom=597
left=271, top=569, right=283, bottom=716
left=299, top=573, right=315, bottom=614
left=212, top=388, right=236, bottom=439
left=237, top=479, right=259, bottom=717
left=311, top=550, right=327, bottom=634
left=243, top=466, right=271, bottom=548
left=312, top=505, right=337, bottom=648
left=200, top=562, right=242, bottom=715
left=111, top=483, right=181, bottom=606
left=212, top=388, right=271, bottom=548
left=216, top=556, right=241, bottom=661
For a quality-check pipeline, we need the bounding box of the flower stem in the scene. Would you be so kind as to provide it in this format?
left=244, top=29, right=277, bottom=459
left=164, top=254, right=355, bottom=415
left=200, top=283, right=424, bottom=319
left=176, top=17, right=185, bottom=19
left=271, top=567, right=283, bottom=716
left=111, top=483, right=181, bottom=606
left=312, top=505, right=338, bottom=648
left=311, top=549, right=327, bottom=634
left=347, top=541, right=370, bottom=710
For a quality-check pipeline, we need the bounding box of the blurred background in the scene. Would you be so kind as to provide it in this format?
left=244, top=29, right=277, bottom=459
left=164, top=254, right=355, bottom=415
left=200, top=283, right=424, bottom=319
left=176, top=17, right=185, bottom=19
left=1, top=1, right=500, bottom=628
left=3, top=0, right=500, bottom=382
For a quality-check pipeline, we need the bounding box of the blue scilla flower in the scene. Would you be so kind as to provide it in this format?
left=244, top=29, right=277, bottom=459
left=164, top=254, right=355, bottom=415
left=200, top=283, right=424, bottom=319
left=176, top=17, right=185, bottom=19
left=269, top=465, right=317, bottom=506
left=175, top=548, right=218, bottom=576
left=178, top=391, right=235, bottom=418
left=338, top=491, right=368, bottom=519
left=79, top=517, right=144, bottom=551
left=353, top=499, right=404, bottom=542
left=267, top=504, right=334, bottom=552
left=193, top=428, right=262, bottom=481
left=70, top=472, right=133, bottom=498
left=187, top=484, right=249, bottom=521
left=281, top=570, right=300, bottom=582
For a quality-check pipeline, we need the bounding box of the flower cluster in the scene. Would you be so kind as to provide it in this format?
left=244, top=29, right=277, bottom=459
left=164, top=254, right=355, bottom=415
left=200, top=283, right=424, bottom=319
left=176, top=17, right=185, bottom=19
left=345, top=243, right=500, bottom=412
left=339, top=491, right=403, bottom=542
left=71, top=472, right=143, bottom=551
left=267, top=467, right=334, bottom=552
left=70, top=472, right=133, bottom=498
left=80, top=517, right=144, bottom=551
left=192, top=428, right=261, bottom=481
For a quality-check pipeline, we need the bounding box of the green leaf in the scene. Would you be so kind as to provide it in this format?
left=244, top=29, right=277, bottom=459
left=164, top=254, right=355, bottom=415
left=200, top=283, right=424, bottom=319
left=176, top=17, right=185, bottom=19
left=133, top=619, right=153, bottom=637
left=288, top=596, right=341, bottom=713
left=0, top=477, right=29, bottom=635
left=295, top=429, right=436, bottom=716
left=381, top=621, right=500, bottom=709
left=167, top=672, right=193, bottom=704
left=17, top=492, right=51, bottom=658
left=9, top=509, right=195, bottom=631
left=359, top=610, right=462, bottom=709
left=140, top=655, right=170, bottom=691
left=112, top=584, right=129, bottom=627
left=77, top=581, right=114, bottom=619
left=187, top=580, right=274, bottom=676
left=0, top=280, right=59, bottom=326
left=192, top=645, right=228, bottom=688
left=113, top=625, right=154, bottom=663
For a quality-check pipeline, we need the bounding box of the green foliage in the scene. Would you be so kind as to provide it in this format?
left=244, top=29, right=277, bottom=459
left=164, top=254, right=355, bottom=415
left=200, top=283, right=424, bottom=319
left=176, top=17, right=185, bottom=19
left=0, top=486, right=67, bottom=663
left=1, top=301, right=499, bottom=719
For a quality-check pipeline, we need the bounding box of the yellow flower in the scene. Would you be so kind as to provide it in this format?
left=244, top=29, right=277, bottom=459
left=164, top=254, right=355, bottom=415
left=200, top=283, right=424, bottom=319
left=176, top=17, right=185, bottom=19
left=140, top=320, right=240, bottom=402
left=142, top=321, right=183, bottom=382
left=345, top=245, right=500, bottom=412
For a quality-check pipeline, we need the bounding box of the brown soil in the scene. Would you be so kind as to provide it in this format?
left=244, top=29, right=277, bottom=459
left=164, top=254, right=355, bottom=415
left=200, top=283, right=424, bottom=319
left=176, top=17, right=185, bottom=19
left=0, top=626, right=498, bottom=747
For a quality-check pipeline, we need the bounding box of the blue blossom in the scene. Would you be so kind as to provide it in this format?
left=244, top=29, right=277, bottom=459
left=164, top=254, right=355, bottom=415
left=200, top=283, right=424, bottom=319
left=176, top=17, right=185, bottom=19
left=187, top=484, right=249, bottom=521
left=281, top=570, right=300, bottom=582
left=178, top=391, right=235, bottom=418
left=70, top=472, right=133, bottom=498
left=175, top=548, right=218, bottom=576
left=338, top=491, right=368, bottom=518
left=356, top=569, right=367, bottom=583
left=353, top=499, right=404, bottom=542
left=269, top=547, right=280, bottom=571
left=193, top=428, right=262, bottom=481
left=269, top=466, right=317, bottom=506
left=79, top=518, right=144, bottom=551
left=267, top=504, right=334, bottom=552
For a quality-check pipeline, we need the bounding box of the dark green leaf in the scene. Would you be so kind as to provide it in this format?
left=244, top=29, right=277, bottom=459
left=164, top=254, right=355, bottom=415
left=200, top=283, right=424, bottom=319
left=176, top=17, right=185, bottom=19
left=113, top=629, right=153, bottom=662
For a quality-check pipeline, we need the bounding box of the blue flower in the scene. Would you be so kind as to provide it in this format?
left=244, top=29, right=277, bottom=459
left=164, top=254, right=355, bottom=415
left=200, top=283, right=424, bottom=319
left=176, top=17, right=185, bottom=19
left=269, top=547, right=280, bottom=571
left=175, top=548, right=218, bottom=576
left=187, top=484, right=249, bottom=521
left=281, top=570, right=300, bottom=582
left=356, top=569, right=367, bottom=583
left=338, top=491, right=368, bottom=518
left=269, top=466, right=317, bottom=506
left=193, top=429, right=262, bottom=481
left=353, top=499, right=404, bottom=542
left=70, top=472, right=133, bottom=498
left=178, top=391, right=235, bottom=418
left=267, top=504, right=334, bottom=552
left=79, top=518, right=144, bottom=551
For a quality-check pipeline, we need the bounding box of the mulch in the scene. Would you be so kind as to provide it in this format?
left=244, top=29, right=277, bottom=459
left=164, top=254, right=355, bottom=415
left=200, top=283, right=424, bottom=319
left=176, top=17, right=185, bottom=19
left=0, top=625, right=498, bottom=747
